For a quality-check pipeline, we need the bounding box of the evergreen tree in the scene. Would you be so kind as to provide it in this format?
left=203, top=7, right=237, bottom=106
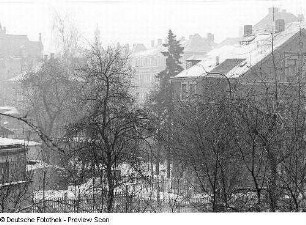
left=156, top=29, right=184, bottom=109
left=149, top=30, right=184, bottom=179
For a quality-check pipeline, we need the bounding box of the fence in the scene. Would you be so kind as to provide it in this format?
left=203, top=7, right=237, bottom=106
left=31, top=192, right=210, bottom=213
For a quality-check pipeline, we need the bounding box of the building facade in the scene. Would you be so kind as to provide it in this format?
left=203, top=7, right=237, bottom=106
left=131, top=42, right=166, bottom=104
left=131, top=34, right=216, bottom=104
left=0, top=25, right=43, bottom=106
left=172, top=21, right=306, bottom=102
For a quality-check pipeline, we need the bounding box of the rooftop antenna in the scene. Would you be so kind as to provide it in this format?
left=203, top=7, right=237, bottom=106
left=298, top=0, right=304, bottom=24
left=271, top=5, right=278, bottom=110
left=272, top=6, right=276, bottom=35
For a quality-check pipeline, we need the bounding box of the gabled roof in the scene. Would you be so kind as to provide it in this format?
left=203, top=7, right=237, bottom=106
left=175, top=22, right=306, bottom=79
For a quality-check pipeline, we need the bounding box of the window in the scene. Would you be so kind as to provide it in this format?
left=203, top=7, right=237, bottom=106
left=180, top=82, right=197, bottom=100
left=190, top=83, right=196, bottom=96
left=145, top=58, right=149, bottom=67
left=0, top=161, right=9, bottom=183
left=152, top=57, right=157, bottom=66
left=181, top=83, right=188, bottom=100
left=284, top=53, right=305, bottom=81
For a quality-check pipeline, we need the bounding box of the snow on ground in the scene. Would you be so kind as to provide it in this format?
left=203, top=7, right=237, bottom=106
left=0, top=106, right=19, bottom=115
left=27, top=160, right=65, bottom=171
left=33, top=161, right=199, bottom=203
left=34, top=190, right=76, bottom=200
left=0, top=137, right=40, bottom=147
left=0, top=180, right=28, bottom=188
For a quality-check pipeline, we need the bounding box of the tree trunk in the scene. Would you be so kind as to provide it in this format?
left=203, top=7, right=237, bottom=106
left=106, top=157, right=114, bottom=213
left=268, top=152, right=278, bottom=212
left=167, top=148, right=171, bottom=179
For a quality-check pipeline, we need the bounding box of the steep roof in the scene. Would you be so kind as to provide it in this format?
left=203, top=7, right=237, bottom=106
left=175, top=22, right=306, bottom=79
left=210, top=58, right=245, bottom=75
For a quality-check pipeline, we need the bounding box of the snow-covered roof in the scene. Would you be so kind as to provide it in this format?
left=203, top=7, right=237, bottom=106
left=186, top=55, right=207, bottom=61
left=0, top=137, right=40, bottom=147
left=175, top=22, right=306, bottom=79
left=132, top=45, right=166, bottom=58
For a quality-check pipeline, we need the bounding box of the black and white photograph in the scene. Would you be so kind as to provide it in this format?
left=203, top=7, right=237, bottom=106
left=0, top=0, right=305, bottom=222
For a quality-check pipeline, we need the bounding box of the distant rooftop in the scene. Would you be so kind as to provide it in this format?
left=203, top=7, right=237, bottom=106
left=132, top=44, right=166, bottom=57
left=132, top=43, right=147, bottom=53
left=175, top=22, right=306, bottom=79
left=254, top=8, right=302, bottom=33
left=184, top=33, right=215, bottom=54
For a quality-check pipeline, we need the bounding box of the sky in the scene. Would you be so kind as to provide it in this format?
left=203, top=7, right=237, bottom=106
left=0, top=0, right=304, bottom=53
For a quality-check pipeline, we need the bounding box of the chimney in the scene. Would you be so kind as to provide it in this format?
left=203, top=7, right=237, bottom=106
left=207, top=33, right=214, bottom=43
left=50, top=53, right=54, bottom=59
left=157, top=39, right=162, bottom=46
left=151, top=40, right=155, bottom=48
left=43, top=55, right=48, bottom=61
left=216, top=56, right=219, bottom=66
left=243, top=25, right=253, bottom=37
left=275, top=19, right=285, bottom=33
left=39, top=33, right=42, bottom=42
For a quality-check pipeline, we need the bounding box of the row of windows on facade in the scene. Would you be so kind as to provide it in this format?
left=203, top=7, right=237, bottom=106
left=135, top=72, right=158, bottom=85
left=134, top=56, right=164, bottom=68
left=179, top=55, right=306, bottom=100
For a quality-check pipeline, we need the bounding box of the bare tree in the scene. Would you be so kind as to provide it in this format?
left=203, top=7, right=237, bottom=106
left=65, top=37, right=152, bottom=212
